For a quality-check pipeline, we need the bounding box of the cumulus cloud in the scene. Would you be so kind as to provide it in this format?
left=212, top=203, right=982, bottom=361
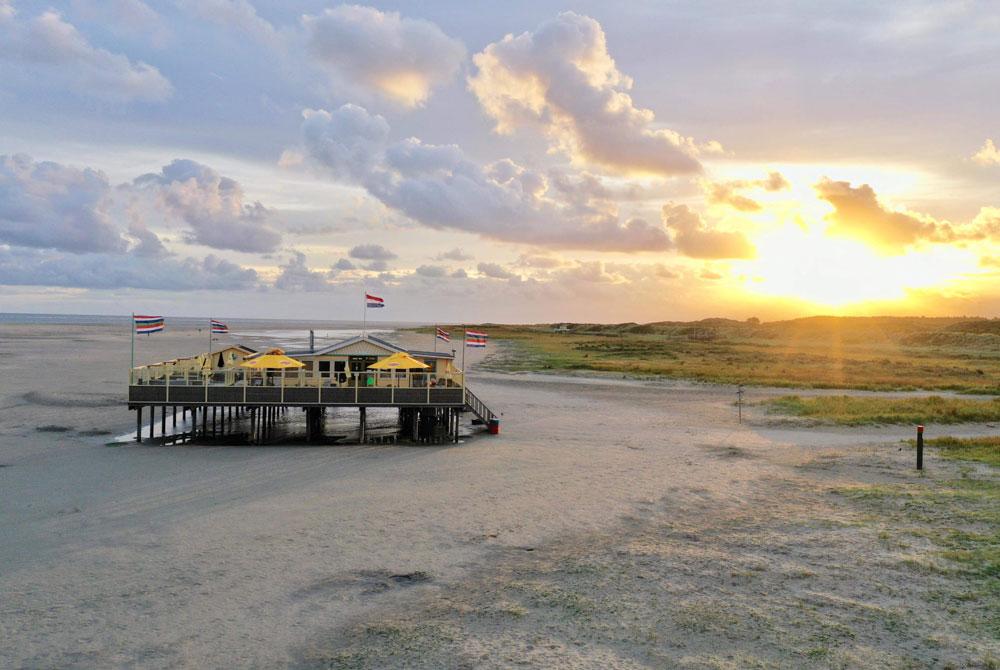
left=273, top=251, right=331, bottom=291
left=303, top=5, right=465, bottom=107
left=972, top=138, right=1000, bottom=166
left=296, top=104, right=673, bottom=251
left=0, top=154, right=126, bottom=253
left=477, top=262, right=517, bottom=280
left=0, top=246, right=258, bottom=290
left=661, top=204, right=755, bottom=259
left=468, top=12, right=702, bottom=176
left=814, top=178, right=941, bottom=252
left=436, top=247, right=473, bottom=261
left=0, top=7, right=172, bottom=102
left=705, top=171, right=790, bottom=212
left=415, top=264, right=447, bottom=278
left=332, top=257, right=356, bottom=271
left=451, top=268, right=468, bottom=279
left=349, top=243, right=397, bottom=261
left=132, top=159, right=281, bottom=253
left=815, top=179, right=1000, bottom=253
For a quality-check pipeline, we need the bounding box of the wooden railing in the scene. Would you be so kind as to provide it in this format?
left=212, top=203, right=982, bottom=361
left=463, top=387, right=495, bottom=423
left=130, top=367, right=464, bottom=390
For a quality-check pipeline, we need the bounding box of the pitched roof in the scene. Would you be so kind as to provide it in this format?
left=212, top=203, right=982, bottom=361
left=286, top=333, right=405, bottom=357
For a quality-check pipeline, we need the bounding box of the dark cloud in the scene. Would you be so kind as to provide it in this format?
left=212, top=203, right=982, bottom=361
left=132, top=159, right=281, bottom=253
left=332, top=257, right=356, bottom=271
left=364, top=259, right=390, bottom=272
left=415, top=264, right=447, bottom=278
left=477, top=262, right=516, bottom=279
left=0, top=154, right=126, bottom=253
left=435, top=247, right=473, bottom=261
left=0, top=246, right=258, bottom=290
left=661, top=204, right=755, bottom=259
left=349, top=243, right=397, bottom=261
left=297, top=104, right=674, bottom=252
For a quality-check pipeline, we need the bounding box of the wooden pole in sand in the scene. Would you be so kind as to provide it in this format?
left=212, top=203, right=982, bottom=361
left=136, top=407, right=142, bottom=443
left=916, top=425, right=924, bottom=470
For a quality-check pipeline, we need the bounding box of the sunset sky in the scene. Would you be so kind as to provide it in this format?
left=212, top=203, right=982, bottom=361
left=1, top=1, right=998, bottom=322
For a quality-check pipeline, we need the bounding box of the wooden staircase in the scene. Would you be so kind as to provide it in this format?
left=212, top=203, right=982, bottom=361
left=463, top=386, right=497, bottom=425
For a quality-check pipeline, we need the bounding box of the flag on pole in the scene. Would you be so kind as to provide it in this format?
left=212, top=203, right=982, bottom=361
left=366, top=293, right=385, bottom=308
left=134, top=315, right=164, bottom=334
left=436, top=327, right=451, bottom=343
left=465, top=330, right=487, bottom=348
left=210, top=319, right=229, bottom=334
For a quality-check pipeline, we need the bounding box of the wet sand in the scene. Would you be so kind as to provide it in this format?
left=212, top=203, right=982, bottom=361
left=0, top=323, right=996, bottom=668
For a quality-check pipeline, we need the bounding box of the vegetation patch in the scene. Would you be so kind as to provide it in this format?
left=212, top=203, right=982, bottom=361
left=761, top=395, right=1000, bottom=425
left=914, top=435, right=1000, bottom=467
left=414, top=316, right=1000, bottom=393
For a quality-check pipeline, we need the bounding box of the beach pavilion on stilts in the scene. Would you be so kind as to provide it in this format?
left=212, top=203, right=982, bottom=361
left=127, top=332, right=497, bottom=445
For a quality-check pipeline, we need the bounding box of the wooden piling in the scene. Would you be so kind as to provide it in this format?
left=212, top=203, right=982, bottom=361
left=136, top=406, right=142, bottom=443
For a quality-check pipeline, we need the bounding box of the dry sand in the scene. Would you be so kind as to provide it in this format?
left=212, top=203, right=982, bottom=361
left=0, top=323, right=996, bottom=668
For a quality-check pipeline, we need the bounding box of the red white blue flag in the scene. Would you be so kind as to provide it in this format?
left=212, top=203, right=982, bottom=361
left=366, top=293, right=385, bottom=308
left=436, top=327, right=451, bottom=343
left=210, top=319, right=229, bottom=334
left=465, top=330, right=487, bottom=348
left=134, top=315, right=164, bottom=334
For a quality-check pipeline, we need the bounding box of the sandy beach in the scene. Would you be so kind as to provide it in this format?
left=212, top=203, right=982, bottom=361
left=1, top=321, right=997, bottom=668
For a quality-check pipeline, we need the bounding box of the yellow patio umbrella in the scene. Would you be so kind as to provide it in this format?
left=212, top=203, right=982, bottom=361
left=239, top=354, right=304, bottom=369
left=367, top=352, right=430, bottom=370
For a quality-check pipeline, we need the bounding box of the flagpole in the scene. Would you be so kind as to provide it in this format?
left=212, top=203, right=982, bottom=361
left=434, top=324, right=438, bottom=352
left=208, top=317, right=213, bottom=357
left=362, top=287, right=367, bottom=336
left=130, top=312, right=135, bottom=373
left=461, top=325, right=466, bottom=374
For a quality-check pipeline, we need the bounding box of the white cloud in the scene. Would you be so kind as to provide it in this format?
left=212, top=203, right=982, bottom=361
left=132, top=159, right=281, bottom=253
left=468, top=12, right=702, bottom=176
left=296, top=104, right=674, bottom=252
left=0, top=7, right=172, bottom=102
left=303, top=5, right=465, bottom=107
left=972, top=138, right=1000, bottom=166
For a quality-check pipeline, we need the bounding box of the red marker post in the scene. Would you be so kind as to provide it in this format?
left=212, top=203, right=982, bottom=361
left=916, top=425, right=924, bottom=470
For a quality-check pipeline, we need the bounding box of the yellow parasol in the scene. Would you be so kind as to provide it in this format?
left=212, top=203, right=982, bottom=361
left=239, top=354, right=304, bottom=369
left=367, top=352, right=430, bottom=370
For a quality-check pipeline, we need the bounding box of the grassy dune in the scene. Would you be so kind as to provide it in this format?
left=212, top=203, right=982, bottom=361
left=761, top=394, right=1000, bottom=425
left=430, top=316, right=1000, bottom=393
